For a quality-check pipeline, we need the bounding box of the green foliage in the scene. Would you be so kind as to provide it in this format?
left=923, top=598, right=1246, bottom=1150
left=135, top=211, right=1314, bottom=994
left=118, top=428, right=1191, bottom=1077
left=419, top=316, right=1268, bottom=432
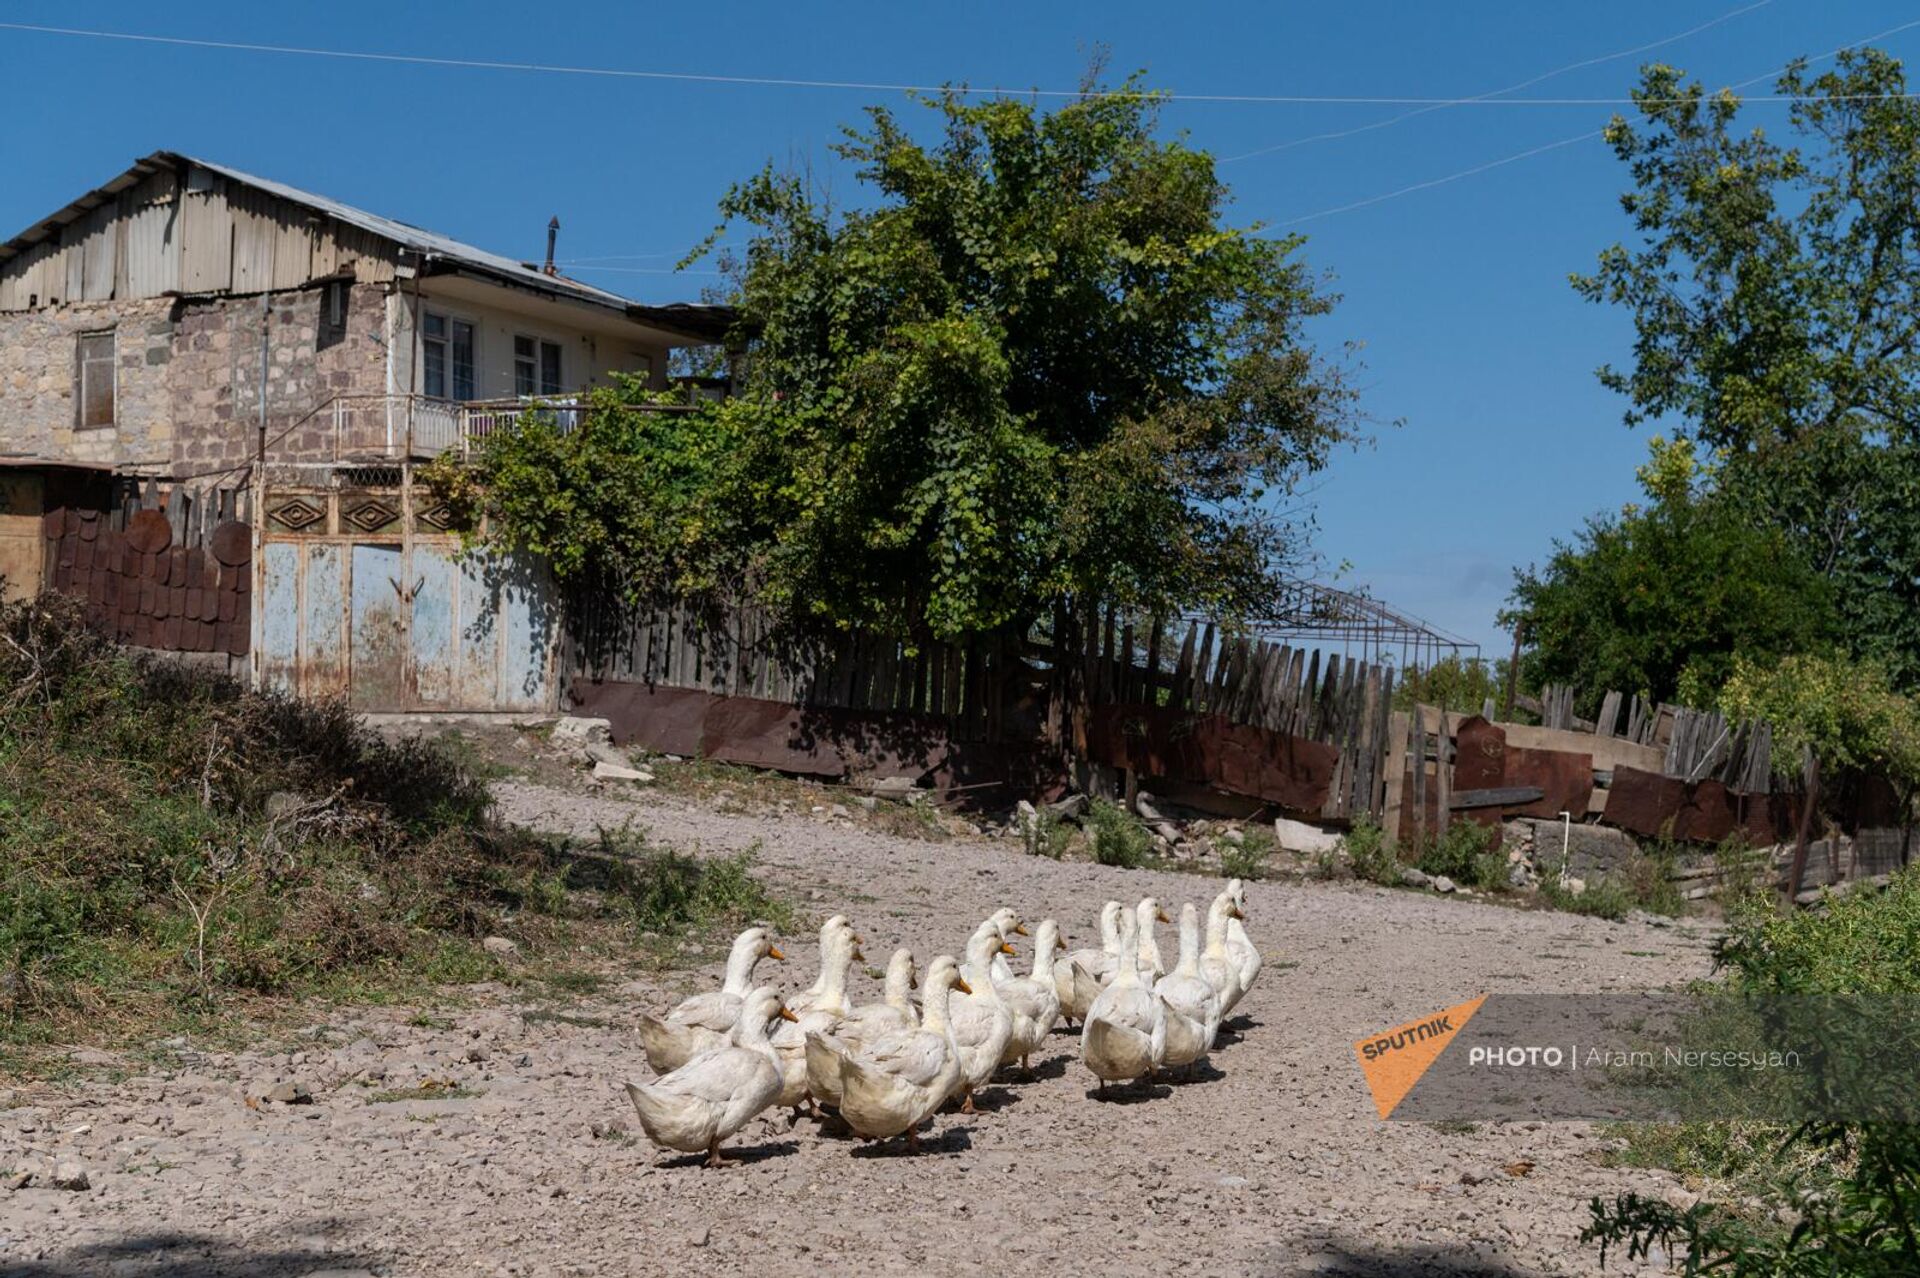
left=1219, top=825, right=1276, bottom=881
left=1085, top=798, right=1151, bottom=869
left=1717, top=651, right=1920, bottom=790
left=1021, top=806, right=1072, bottom=860
left=0, top=596, right=778, bottom=1051
left=1539, top=871, right=1637, bottom=921
left=1574, top=50, right=1920, bottom=686
left=1392, top=655, right=1513, bottom=718
left=1507, top=439, right=1832, bottom=714
left=1415, top=822, right=1507, bottom=891
left=436, top=78, right=1359, bottom=640
left=1585, top=868, right=1920, bottom=1275
left=1338, top=815, right=1401, bottom=885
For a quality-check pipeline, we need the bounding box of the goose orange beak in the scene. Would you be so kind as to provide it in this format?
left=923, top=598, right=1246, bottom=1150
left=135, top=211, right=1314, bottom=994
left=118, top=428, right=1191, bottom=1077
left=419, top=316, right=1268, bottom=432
left=1228, top=905, right=1246, bottom=920
left=954, top=977, right=973, bottom=995
left=1012, top=922, right=1030, bottom=937
left=852, top=947, right=867, bottom=964
left=1156, top=908, right=1172, bottom=924
left=998, top=941, right=1018, bottom=957
left=767, top=945, right=786, bottom=961
left=777, top=1005, right=800, bottom=1023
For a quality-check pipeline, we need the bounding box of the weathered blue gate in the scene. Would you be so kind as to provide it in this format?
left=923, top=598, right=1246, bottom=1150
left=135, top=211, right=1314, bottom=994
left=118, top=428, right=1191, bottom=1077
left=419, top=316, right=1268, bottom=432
left=257, top=481, right=555, bottom=712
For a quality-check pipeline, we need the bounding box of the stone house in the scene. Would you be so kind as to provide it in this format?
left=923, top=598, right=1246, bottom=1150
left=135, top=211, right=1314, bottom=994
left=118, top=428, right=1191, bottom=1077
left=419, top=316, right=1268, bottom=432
left=0, top=151, right=728, bottom=709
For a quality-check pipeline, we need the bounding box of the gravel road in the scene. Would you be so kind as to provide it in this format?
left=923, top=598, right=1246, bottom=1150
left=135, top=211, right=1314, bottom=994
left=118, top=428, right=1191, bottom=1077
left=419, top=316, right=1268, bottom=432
left=0, top=777, right=1717, bottom=1277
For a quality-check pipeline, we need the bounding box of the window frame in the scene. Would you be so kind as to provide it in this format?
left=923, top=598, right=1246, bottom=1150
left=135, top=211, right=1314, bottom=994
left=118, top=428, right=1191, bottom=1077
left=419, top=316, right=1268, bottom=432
left=513, top=333, right=565, bottom=398
left=74, top=329, right=116, bottom=429
left=420, top=308, right=476, bottom=401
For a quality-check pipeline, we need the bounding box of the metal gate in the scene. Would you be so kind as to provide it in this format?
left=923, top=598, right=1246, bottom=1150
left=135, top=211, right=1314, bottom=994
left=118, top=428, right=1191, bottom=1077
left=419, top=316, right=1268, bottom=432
left=257, top=482, right=556, bottom=712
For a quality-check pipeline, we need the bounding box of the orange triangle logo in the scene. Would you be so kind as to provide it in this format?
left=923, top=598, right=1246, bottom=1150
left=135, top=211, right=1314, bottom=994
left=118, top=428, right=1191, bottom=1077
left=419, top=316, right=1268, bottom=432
left=1353, top=994, right=1487, bottom=1119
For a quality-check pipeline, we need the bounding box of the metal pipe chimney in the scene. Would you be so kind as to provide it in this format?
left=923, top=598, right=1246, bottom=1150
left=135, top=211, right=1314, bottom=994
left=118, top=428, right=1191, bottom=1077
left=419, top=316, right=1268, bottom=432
left=544, top=216, right=560, bottom=276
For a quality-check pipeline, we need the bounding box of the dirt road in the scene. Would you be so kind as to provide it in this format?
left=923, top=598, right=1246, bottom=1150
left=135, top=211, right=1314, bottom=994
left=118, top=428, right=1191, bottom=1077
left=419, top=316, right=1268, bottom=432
left=1, top=779, right=1714, bottom=1277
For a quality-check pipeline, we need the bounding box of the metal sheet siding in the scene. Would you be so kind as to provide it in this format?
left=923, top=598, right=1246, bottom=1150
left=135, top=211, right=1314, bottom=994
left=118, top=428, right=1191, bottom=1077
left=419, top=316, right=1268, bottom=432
left=498, top=554, right=552, bottom=711
left=303, top=543, right=348, bottom=698
left=348, top=543, right=405, bottom=709
left=410, top=545, right=456, bottom=705
left=260, top=541, right=300, bottom=693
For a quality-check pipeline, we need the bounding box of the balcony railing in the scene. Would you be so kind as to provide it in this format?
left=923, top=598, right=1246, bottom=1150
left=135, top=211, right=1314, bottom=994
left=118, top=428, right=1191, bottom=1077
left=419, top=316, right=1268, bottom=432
left=291, top=393, right=698, bottom=463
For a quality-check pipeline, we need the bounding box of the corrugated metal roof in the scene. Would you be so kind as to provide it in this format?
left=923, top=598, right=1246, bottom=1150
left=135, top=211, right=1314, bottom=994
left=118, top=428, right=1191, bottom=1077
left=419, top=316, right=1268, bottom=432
left=0, top=151, right=738, bottom=341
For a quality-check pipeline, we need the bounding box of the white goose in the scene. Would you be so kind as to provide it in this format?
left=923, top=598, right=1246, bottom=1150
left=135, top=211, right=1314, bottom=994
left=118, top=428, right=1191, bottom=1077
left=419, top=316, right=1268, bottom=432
left=1056, top=901, right=1123, bottom=1026
left=786, top=914, right=857, bottom=1018
left=1154, top=902, right=1218, bottom=1074
left=805, top=948, right=918, bottom=1109
left=825, top=956, right=970, bottom=1154
left=1201, top=889, right=1247, bottom=1019
left=949, top=924, right=1016, bottom=1113
left=770, top=925, right=861, bottom=1115
left=1224, top=877, right=1263, bottom=1005
left=1081, top=909, right=1167, bottom=1096
left=983, top=907, right=1029, bottom=983
left=635, top=926, right=784, bottom=1075
left=995, top=918, right=1064, bottom=1074
left=1135, top=896, right=1172, bottom=980
left=623, top=986, right=795, bottom=1168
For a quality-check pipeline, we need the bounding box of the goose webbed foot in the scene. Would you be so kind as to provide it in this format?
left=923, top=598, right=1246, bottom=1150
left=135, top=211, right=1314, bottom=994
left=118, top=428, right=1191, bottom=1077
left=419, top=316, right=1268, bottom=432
left=704, top=1140, right=736, bottom=1169
left=960, top=1088, right=978, bottom=1116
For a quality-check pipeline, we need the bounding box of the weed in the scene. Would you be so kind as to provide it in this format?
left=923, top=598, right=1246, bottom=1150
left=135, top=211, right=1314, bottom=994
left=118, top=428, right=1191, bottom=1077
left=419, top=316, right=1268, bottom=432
left=1416, top=822, right=1508, bottom=891
left=1220, top=826, right=1277, bottom=881
left=1339, top=816, right=1402, bottom=885
left=1428, top=1119, right=1481, bottom=1135
left=1021, top=806, right=1072, bottom=859
left=1086, top=798, right=1152, bottom=869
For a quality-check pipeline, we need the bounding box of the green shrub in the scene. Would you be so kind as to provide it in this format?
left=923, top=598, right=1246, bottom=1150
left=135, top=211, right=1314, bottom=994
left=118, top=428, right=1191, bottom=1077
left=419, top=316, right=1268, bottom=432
left=0, top=595, right=782, bottom=1049
left=1416, top=821, right=1507, bottom=890
left=1584, top=867, right=1920, bottom=1275
left=1021, top=806, right=1071, bottom=859
left=1339, top=816, right=1401, bottom=885
left=1220, top=826, right=1276, bottom=881
left=1086, top=798, right=1151, bottom=869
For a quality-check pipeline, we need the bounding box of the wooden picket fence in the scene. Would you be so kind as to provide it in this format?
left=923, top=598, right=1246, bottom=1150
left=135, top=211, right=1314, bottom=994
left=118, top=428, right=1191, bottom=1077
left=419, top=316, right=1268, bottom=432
left=1059, top=604, right=1397, bottom=822
left=563, top=593, right=1025, bottom=741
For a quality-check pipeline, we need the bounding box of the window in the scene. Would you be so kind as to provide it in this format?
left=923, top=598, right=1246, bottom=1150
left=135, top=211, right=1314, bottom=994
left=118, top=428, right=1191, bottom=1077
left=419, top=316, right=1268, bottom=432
left=514, top=334, right=564, bottom=397
left=317, top=280, right=349, bottom=351
left=75, top=331, right=115, bottom=428
left=421, top=310, right=474, bottom=400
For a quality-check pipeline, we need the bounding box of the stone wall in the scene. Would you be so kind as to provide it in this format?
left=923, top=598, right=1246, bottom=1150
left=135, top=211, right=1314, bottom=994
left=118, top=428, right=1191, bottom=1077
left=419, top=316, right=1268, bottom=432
left=0, top=281, right=390, bottom=478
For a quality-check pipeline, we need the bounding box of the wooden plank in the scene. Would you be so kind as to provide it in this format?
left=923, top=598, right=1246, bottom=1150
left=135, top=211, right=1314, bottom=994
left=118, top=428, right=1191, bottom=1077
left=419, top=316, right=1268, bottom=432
left=1142, top=616, right=1163, bottom=707
left=1119, top=620, right=1135, bottom=705
left=1382, top=709, right=1410, bottom=836
left=1450, top=786, right=1546, bottom=810
left=1434, top=717, right=1452, bottom=838
left=1299, top=649, right=1322, bottom=738
left=1373, top=667, right=1396, bottom=818
left=1169, top=621, right=1197, bottom=712
left=1190, top=622, right=1215, bottom=711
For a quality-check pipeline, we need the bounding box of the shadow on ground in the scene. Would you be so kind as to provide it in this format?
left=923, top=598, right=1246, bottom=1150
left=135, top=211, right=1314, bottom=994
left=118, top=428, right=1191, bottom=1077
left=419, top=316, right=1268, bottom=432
left=1254, top=1237, right=1539, bottom=1277
left=0, top=1231, right=379, bottom=1278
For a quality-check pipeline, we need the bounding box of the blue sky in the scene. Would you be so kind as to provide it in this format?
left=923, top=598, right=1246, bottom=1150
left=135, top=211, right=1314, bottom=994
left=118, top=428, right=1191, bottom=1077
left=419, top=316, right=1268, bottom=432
left=4, top=1, right=1915, bottom=655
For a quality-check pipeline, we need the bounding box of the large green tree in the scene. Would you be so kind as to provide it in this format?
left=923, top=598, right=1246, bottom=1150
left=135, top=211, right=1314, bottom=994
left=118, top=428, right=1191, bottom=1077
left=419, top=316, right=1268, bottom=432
left=440, top=80, right=1359, bottom=641
left=1571, top=49, right=1920, bottom=685
left=1507, top=439, right=1832, bottom=709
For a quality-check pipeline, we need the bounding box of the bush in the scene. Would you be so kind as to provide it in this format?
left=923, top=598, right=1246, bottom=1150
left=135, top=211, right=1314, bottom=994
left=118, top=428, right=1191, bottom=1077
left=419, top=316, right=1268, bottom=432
left=1086, top=798, right=1151, bottom=869
left=1584, top=867, right=1920, bottom=1275
left=1021, top=806, right=1071, bottom=860
left=1416, top=822, right=1507, bottom=890
left=1716, top=651, right=1920, bottom=791
left=1339, top=816, right=1401, bottom=885
left=1220, top=826, right=1276, bottom=881
left=0, top=596, right=781, bottom=1047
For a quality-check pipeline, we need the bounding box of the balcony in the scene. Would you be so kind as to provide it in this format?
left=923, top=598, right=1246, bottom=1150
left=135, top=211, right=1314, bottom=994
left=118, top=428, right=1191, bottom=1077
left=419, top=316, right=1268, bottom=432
left=289, top=393, right=702, bottom=464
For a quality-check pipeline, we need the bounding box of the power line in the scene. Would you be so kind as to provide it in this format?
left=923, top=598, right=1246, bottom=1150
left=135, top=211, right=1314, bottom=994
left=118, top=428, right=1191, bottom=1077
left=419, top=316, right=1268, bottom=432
left=1271, top=14, right=1920, bottom=228
left=4, top=19, right=1920, bottom=107
left=1223, top=0, right=1772, bottom=162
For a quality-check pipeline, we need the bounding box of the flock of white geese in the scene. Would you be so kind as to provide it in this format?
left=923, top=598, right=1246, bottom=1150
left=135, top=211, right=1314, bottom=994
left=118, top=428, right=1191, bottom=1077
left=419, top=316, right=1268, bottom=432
left=622, top=879, right=1263, bottom=1165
